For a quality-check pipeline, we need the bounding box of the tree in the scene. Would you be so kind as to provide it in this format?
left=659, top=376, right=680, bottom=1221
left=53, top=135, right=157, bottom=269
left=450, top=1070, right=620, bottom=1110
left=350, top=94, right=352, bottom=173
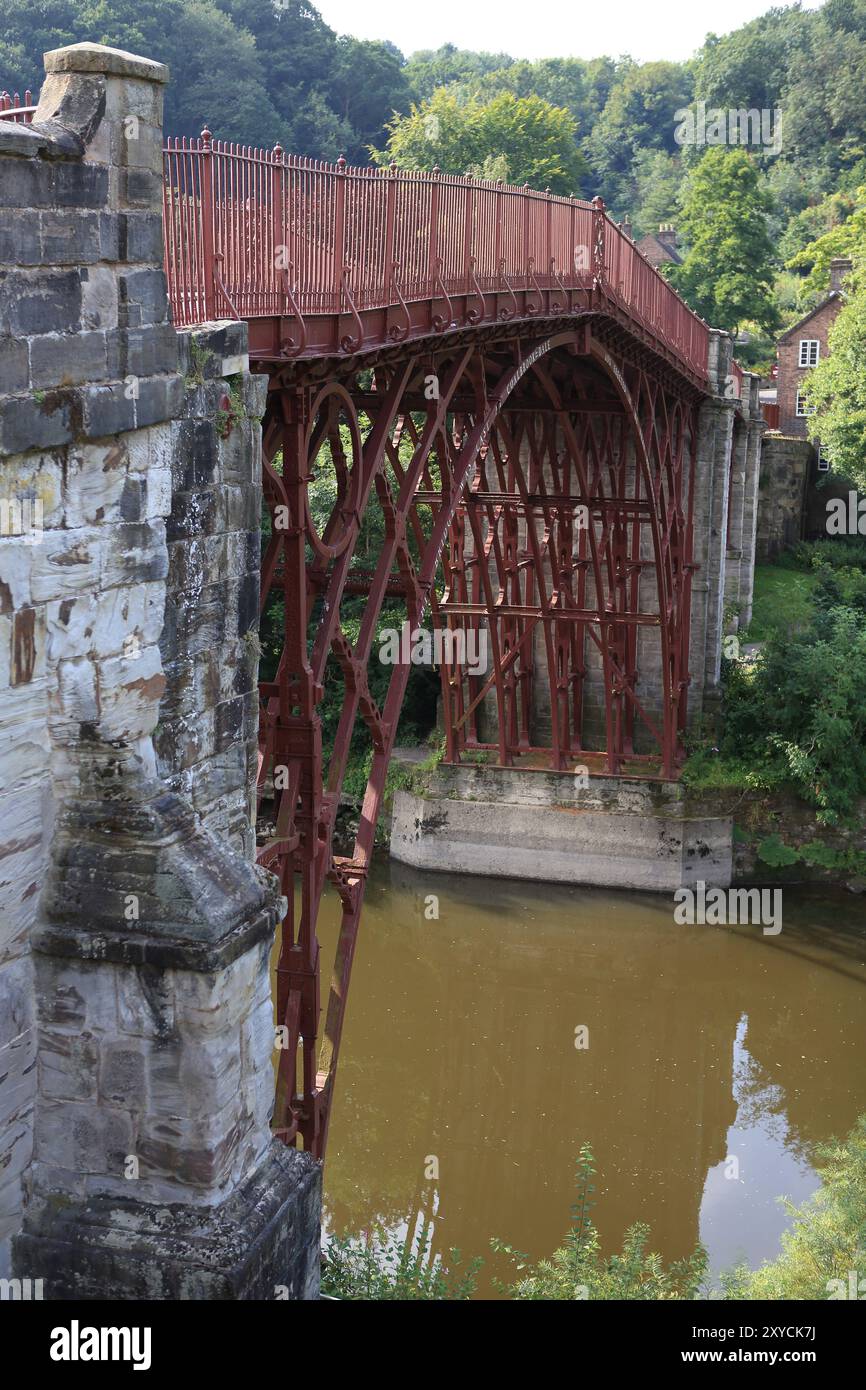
left=787, top=186, right=866, bottom=295
left=694, top=7, right=813, bottom=115
left=630, top=150, right=683, bottom=238
left=782, top=0, right=866, bottom=183
left=0, top=0, right=287, bottom=144
left=373, top=88, right=585, bottom=195
left=668, top=148, right=779, bottom=335
left=403, top=43, right=512, bottom=101
left=585, top=60, right=693, bottom=212
left=471, top=55, right=620, bottom=138
left=802, top=280, right=866, bottom=491
left=329, top=37, right=414, bottom=164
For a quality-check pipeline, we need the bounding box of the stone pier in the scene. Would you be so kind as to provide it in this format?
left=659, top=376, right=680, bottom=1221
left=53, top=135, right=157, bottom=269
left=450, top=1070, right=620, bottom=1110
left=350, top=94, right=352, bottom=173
left=0, top=44, right=319, bottom=1298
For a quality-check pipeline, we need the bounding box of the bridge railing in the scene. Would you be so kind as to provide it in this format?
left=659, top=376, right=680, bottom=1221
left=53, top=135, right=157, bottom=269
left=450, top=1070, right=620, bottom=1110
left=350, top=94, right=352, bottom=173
left=0, top=90, right=35, bottom=123
left=162, top=130, right=710, bottom=379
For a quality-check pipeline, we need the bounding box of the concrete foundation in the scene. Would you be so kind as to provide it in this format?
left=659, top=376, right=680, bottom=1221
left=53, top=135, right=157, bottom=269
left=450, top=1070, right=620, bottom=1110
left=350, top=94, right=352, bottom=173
left=390, top=764, right=733, bottom=891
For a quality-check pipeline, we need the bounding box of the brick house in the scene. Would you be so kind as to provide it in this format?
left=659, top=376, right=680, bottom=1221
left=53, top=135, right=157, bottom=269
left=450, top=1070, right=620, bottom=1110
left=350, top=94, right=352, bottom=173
left=635, top=224, right=681, bottom=268
left=620, top=219, right=682, bottom=268
left=775, top=257, right=852, bottom=436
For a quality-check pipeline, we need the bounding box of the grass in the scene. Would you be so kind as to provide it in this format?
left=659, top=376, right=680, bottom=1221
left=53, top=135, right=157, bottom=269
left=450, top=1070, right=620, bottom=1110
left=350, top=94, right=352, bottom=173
left=744, top=563, right=818, bottom=642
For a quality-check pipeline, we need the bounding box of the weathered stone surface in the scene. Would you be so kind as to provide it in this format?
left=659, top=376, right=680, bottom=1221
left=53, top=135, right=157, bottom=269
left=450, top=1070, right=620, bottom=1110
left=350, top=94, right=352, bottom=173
left=16, top=1143, right=320, bottom=1301
left=1, top=42, right=312, bottom=1299
left=391, top=765, right=734, bottom=891
left=44, top=42, right=169, bottom=85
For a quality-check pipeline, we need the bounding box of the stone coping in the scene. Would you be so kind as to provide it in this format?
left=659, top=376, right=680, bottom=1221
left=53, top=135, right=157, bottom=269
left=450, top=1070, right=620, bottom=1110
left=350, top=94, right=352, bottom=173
left=31, top=899, right=282, bottom=973
left=44, top=42, right=168, bottom=84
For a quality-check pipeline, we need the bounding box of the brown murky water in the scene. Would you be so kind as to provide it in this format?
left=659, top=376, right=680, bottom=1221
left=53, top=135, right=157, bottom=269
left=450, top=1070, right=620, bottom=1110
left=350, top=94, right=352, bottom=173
left=305, top=860, right=866, bottom=1296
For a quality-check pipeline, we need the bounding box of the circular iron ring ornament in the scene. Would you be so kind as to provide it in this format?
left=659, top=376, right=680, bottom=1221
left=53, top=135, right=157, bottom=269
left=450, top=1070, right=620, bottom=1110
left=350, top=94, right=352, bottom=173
left=303, top=382, right=364, bottom=562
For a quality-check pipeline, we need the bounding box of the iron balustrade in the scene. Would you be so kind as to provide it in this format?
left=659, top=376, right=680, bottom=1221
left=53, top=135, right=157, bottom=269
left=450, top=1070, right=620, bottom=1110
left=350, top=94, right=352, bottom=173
left=162, top=130, right=710, bottom=382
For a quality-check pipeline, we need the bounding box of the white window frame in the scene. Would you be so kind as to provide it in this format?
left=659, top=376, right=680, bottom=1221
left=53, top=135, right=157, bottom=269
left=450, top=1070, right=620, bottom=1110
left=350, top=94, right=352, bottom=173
left=798, top=339, right=820, bottom=368
left=796, top=390, right=816, bottom=417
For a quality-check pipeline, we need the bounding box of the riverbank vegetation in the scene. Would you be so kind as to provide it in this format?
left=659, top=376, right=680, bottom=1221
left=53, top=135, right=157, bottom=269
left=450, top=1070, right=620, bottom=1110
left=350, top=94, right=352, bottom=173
left=682, top=540, right=866, bottom=831
left=322, top=1115, right=866, bottom=1300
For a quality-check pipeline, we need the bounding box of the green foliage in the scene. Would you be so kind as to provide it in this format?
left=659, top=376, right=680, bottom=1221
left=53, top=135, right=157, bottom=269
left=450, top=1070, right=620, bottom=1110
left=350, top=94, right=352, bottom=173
left=470, top=55, right=620, bottom=141
left=586, top=61, right=693, bottom=212
left=719, top=603, right=866, bottom=824
left=0, top=0, right=410, bottom=158
left=630, top=149, right=683, bottom=238
left=800, top=263, right=866, bottom=492
left=669, top=148, right=779, bottom=334
left=494, top=1145, right=709, bottom=1300
left=694, top=7, right=813, bottom=115
left=779, top=189, right=857, bottom=280
left=686, top=551, right=866, bottom=824
left=372, top=88, right=585, bottom=194
left=744, top=562, right=818, bottom=641
left=781, top=537, right=866, bottom=573
left=787, top=184, right=866, bottom=295
left=403, top=43, right=513, bottom=102
left=321, top=1228, right=480, bottom=1300
left=755, top=833, right=799, bottom=868
left=723, top=1114, right=866, bottom=1300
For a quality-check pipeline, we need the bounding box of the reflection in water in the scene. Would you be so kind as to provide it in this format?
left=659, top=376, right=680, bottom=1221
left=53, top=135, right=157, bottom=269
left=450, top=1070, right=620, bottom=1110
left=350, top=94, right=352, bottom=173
left=297, top=859, right=866, bottom=1297
left=699, top=1016, right=821, bottom=1280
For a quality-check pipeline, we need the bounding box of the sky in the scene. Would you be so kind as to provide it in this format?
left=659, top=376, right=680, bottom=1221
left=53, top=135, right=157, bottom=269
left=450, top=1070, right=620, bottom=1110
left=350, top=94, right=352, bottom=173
left=316, top=0, right=825, bottom=65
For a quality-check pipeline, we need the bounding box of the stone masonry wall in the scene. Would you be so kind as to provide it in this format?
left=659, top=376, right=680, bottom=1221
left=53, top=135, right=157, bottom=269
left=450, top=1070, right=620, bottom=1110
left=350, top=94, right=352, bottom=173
left=756, top=434, right=812, bottom=561
left=1, top=43, right=319, bottom=1298
left=0, top=42, right=183, bottom=1274
left=156, top=322, right=264, bottom=860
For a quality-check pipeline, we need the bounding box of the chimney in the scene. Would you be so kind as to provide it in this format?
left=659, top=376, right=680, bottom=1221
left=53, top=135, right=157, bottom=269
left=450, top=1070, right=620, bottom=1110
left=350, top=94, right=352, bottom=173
left=830, top=256, right=853, bottom=292
left=657, top=222, right=677, bottom=249
left=621, top=216, right=634, bottom=241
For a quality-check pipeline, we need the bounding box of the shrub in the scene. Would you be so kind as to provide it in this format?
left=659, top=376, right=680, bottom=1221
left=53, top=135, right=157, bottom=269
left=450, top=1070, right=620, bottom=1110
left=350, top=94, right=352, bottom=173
left=494, top=1145, right=709, bottom=1301
left=723, top=1115, right=866, bottom=1300
left=321, top=1228, right=480, bottom=1300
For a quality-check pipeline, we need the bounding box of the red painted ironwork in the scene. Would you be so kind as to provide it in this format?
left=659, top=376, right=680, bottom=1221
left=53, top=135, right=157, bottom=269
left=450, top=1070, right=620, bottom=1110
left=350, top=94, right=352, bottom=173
left=0, top=90, right=34, bottom=123
left=162, top=134, right=710, bottom=384
left=160, top=131, right=714, bottom=1162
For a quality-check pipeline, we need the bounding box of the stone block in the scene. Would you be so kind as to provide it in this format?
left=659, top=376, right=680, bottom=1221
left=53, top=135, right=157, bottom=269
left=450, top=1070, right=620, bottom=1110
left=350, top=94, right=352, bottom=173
left=119, top=268, right=168, bottom=326
left=0, top=209, right=42, bottom=265
left=30, top=529, right=101, bottom=603
left=0, top=337, right=30, bottom=394
left=0, top=269, right=82, bottom=336
left=101, top=520, right=167, bottom=587
left=99, top=1041, right=148, bottom=1107
left=80, top=382, right=136, bottom=438
left=34, top=1099, right=134, bottom=1178
left=0, top=392, right=73, bottom=456
left=39, top=209, right=101, bottom=265
left=134, top=373, right=184, bottom=428
left=80, top=263, right=117, bottom=331
left=50, top=162, right=109, bottom=211
left=39, top=1029, right=99, bottom=1101
left=30, top=330, right=108, bottom=389
left=16, top=1143, right=321, bottom=1300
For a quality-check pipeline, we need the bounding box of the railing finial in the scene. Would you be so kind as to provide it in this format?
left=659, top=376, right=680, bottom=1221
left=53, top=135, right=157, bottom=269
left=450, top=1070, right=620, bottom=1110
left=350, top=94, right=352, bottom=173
left=336, top=153, right=346, bottom=171
left=201, top=124, right=212, bottom=149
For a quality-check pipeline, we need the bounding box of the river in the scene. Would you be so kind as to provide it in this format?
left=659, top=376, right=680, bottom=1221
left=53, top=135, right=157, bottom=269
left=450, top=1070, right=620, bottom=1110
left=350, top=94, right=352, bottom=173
left=309, top=859, right=866, bottom=1297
